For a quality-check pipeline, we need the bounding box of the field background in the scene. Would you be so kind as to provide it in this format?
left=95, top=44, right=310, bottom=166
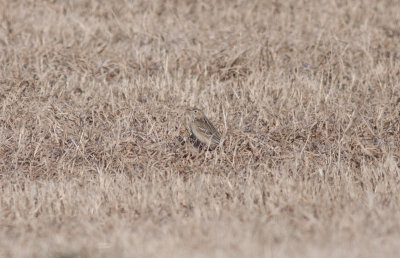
left=1, top=0, right=400, bottom=257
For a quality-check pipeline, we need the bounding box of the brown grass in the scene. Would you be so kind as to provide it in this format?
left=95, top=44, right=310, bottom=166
left=1, top=0, right=400, bottom=257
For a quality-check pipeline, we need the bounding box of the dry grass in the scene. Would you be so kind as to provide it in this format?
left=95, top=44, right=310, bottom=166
left=1, top=0, right=400, bottom=257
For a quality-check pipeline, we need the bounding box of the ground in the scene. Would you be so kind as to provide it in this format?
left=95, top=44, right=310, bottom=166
left=1, top=0, right=400, bottom=257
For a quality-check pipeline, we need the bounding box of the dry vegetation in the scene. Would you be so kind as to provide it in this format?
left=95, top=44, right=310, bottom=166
left=1, top=0, right=400, bottom=257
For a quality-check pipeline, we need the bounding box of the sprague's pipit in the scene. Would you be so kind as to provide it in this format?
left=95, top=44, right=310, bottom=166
left=189, top=108, right=221, bottom=148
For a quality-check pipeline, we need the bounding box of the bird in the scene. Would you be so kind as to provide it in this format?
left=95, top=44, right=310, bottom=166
left=188, top=108, right=221, bottom=147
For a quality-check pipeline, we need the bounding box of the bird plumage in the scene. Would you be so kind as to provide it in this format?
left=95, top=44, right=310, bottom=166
left=189, top=108, right=221, bottom=146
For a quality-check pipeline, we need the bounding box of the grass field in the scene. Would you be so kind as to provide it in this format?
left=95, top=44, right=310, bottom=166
left=1, top=0, right=400, bottom=257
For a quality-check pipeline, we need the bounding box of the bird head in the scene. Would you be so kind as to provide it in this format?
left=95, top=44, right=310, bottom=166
left=187, top=107, right=205, bottom=120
